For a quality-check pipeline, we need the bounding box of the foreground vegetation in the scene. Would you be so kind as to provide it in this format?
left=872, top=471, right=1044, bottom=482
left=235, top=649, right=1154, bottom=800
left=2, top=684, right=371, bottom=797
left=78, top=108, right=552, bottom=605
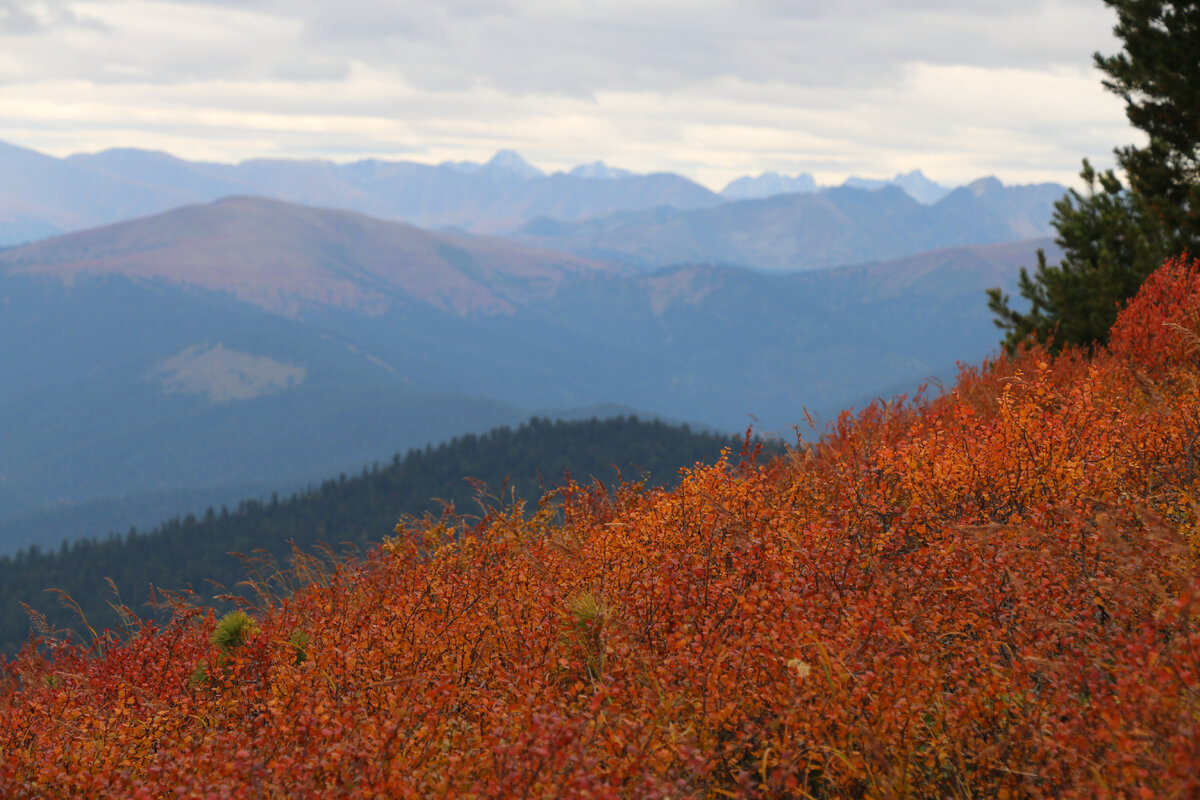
left=3, top=256, right=1200, bottom=797
left=0, top=415, right=743, bottom=656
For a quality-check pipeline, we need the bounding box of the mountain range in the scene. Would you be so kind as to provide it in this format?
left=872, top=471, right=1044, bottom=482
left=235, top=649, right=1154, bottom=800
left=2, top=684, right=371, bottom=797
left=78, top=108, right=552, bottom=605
left=0, top=139, right=1062, bottom=251
left=0, top=195, right=1056, bottom=549
left=0, top=141, right=721, bottom=244
left=514, top=178, right=1063, bottom=272
left=721, top=169, right=951, bottom=204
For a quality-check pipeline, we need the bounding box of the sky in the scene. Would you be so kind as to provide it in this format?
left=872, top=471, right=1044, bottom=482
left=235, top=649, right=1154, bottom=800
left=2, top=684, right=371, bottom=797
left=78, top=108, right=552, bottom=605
left=0, top=0, right=1138, bottom=191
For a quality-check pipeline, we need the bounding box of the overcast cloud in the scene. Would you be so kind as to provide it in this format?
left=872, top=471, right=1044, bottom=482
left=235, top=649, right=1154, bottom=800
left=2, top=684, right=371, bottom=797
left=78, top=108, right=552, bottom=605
left=0, top=0, right=1134, bottom=189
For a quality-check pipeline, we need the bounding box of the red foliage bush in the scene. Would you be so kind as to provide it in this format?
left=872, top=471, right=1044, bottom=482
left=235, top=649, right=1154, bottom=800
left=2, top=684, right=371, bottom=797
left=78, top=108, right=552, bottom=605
left=3, top=256, right=1200, bottom=798
left=1109, top=253, right=1200, bottom=373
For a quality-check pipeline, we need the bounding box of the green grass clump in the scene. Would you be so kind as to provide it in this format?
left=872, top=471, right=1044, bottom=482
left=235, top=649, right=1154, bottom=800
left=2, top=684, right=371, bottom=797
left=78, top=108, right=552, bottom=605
left=212, top=611, right=255, bottom=652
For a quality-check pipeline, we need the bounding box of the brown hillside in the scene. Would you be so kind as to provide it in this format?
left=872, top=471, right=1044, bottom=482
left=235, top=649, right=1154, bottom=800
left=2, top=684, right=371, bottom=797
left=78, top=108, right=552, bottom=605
left=0, top=196, right=626, bottom=317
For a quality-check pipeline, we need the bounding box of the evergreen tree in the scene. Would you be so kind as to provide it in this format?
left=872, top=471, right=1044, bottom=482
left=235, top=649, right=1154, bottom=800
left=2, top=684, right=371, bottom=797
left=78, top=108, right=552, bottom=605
left=989, top=0, right=1199, bottom=354
left=1101, top=0, right=1200, bottom=249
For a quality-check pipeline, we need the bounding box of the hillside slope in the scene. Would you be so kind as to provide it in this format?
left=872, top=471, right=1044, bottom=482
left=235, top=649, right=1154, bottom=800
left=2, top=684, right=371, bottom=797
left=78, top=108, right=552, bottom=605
left=0, top=416, right=747, bottom=655
left=2, top=257, right=1198, bottom=798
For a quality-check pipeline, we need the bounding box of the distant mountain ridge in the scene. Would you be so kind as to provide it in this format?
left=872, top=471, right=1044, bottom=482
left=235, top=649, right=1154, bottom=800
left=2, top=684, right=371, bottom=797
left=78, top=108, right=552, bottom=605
left=721, top=171, right=819, bottom=200
left=721, top=168, right=951, bottom=204
left=847, top=170, right=951, bottom=204
left=515, top=179, right=1064, bottom=272
left=0, top=139, right=1064, bottom=256
left=0, top=140, right=722, bottom=244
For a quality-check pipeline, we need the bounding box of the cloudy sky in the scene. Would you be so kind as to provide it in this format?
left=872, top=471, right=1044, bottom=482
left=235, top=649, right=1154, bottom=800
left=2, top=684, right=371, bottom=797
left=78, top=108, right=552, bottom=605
left=0, top=0, right=1136, bottom=190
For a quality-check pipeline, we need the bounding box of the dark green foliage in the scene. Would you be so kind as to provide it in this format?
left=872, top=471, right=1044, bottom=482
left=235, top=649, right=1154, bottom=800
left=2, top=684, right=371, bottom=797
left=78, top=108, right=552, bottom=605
left=987, top=161, right=1166, bottom=352
left=1099, top=0, right=1200, bottom=252
left=0, top=416, right=748, bottom=655
left=989, top=0, right=1200, bottom=354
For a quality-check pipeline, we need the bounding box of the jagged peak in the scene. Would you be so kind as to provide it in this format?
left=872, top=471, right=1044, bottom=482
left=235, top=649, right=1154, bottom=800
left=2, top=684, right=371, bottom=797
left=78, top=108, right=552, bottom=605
left=482, top=149, right=544, bottom=181
left=721, top=171, right=817, bottom=199
left=967, top=176, right=1004, bottom=196
left=568, top=160, right=634, bottom=180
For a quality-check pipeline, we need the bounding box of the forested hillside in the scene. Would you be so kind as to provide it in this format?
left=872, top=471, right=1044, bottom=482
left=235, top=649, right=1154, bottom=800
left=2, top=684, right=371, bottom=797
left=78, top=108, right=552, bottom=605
left=0, top=416, right=745, bottom=656
left=2, top=257, right=1198, bottom=798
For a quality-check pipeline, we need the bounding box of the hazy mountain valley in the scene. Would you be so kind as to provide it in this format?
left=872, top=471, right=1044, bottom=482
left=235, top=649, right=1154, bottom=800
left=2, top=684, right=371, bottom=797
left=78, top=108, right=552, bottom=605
left=0, top=155, right=1062, bottom=551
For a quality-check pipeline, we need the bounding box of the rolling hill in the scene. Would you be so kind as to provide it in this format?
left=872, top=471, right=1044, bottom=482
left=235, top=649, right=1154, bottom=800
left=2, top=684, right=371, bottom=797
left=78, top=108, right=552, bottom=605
left=0, top=195, right=625, bottom=316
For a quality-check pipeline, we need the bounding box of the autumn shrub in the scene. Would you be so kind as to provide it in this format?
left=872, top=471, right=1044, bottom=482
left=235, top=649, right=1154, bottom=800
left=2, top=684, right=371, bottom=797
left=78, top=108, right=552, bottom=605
left=1108, top=253, right=1200, bottom=373
left=2, top=255, right=1200, bottom=798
